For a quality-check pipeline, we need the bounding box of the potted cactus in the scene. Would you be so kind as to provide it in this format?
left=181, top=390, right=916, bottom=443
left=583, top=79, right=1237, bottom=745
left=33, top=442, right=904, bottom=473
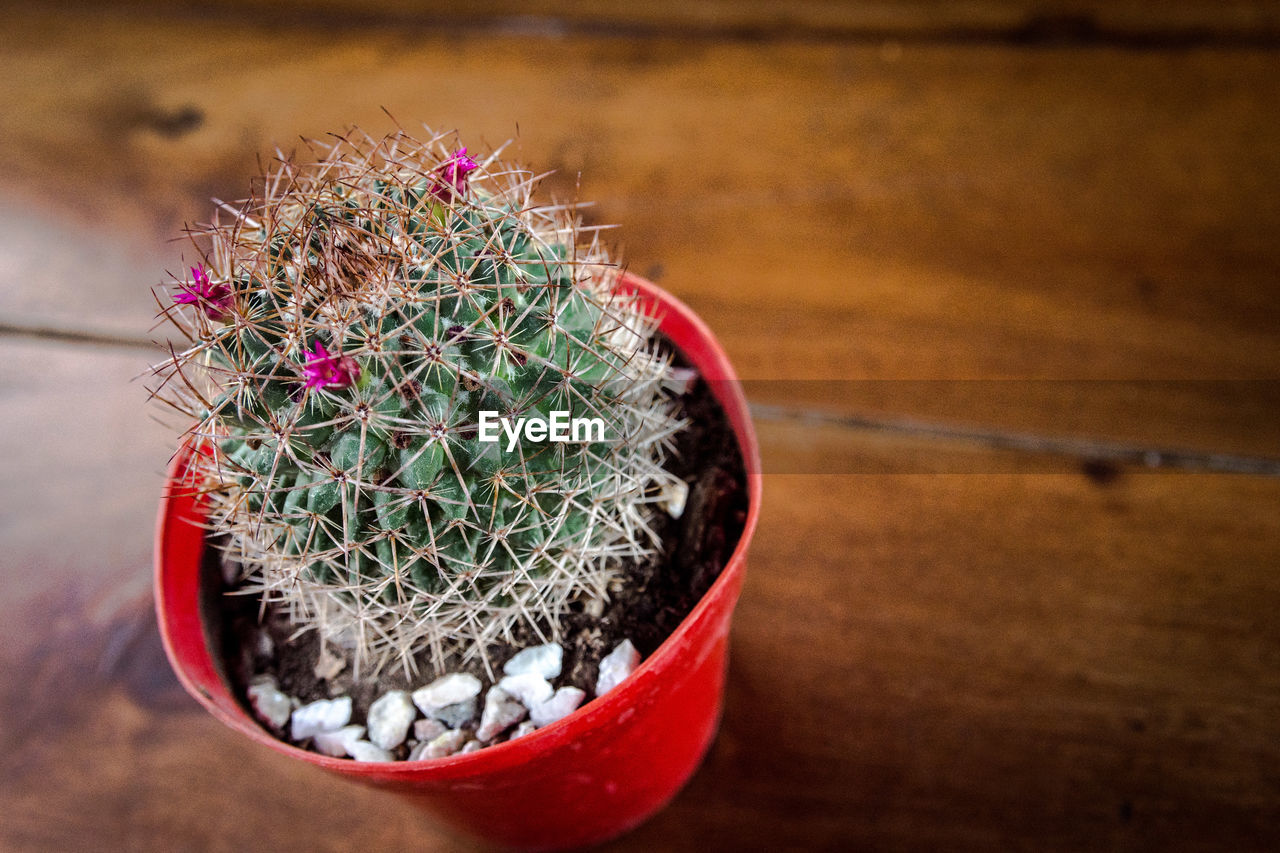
left=152, top=127, right=760, bottom=849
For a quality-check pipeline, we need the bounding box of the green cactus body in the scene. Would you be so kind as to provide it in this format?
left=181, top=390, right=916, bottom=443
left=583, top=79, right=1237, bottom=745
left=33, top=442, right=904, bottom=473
left=156, top=130, right=686, bottom=673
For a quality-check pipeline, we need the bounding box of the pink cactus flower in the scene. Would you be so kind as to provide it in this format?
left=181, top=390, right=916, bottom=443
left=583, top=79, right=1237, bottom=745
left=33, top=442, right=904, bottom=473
left=429, top=147, right=479, bottom=201
left=173, top=264, right=233, bottom=320
left=302, top=340, right=361, bottom=390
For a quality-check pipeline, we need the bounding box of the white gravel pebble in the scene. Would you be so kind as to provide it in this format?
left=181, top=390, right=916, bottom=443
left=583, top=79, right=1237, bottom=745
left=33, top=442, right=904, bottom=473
left=476, top=686, right=529, bottom=741
left=503, top=643, right=564, bottom=680
left=409, top=729, right=469, bottom=760
left=313, top=725, right=365, bottom=758
left=347, top=740, right=394, bottom=762
left=658, top=478, right=690, bottom=518
left=497, top=672, right=554, bottom=709
left=459, top=740, right=483, bottom=754
left=413, top=673, right=482, bottom=714
left=291, top=696, right=353, bottom=741
left=595, top=640, right=641, bottom=696
left=529, top=686, right=587, bottom=727
left=246, top=677, right=292, bottom=732
left=413, top=718, right=447, bottom=742
left=367, top=690, right=416, bottom=750
left=434, top=699, right=477, bottom=728
left=510, top=720, right=539, bottom=740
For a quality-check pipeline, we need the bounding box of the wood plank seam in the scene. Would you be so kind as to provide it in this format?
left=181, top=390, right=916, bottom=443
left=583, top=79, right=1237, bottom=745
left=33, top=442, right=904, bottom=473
left=6, top=316, right=1276, bottom=475
left=752, top=403, right=1280, bottom=477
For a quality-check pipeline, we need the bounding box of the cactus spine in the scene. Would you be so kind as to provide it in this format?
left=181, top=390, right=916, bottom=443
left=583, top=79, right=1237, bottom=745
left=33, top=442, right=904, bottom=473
left=153, top=128, right=686, bottom=674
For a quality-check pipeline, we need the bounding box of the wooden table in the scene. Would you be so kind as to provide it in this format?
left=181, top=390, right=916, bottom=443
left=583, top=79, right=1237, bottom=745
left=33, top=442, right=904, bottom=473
left=2, top=2, right=1278, bottom=849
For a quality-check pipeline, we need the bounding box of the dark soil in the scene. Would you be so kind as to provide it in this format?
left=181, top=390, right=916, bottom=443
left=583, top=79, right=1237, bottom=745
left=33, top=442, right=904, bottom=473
left=209, top=365, right=748, bottom=740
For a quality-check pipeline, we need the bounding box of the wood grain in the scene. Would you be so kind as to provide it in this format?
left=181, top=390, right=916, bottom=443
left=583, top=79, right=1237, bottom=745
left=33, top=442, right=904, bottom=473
left=30, top=1, right=1280, bottom=43
left=0, top=340, right=170, bottom=666
left=631, top=460, right=1280, bottom=851
left=3, top=421, right=1278, bottom=850
left=2, top=4, right=1279, bottom=849
left=1, top=7, right=1279, bottom=456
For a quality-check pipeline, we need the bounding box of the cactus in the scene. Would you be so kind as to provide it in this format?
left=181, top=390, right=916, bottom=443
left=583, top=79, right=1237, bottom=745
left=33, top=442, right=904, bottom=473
left=153, top=128, right=687, bottom=675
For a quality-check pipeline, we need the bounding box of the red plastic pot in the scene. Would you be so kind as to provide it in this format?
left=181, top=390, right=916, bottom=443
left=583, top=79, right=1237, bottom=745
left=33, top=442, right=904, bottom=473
left=154, top=275, right=762, bottom=850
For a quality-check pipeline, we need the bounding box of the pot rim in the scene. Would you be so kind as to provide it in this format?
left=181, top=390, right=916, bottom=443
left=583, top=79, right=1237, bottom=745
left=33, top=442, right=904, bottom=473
left=154, top=274, right=762, bottom=779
